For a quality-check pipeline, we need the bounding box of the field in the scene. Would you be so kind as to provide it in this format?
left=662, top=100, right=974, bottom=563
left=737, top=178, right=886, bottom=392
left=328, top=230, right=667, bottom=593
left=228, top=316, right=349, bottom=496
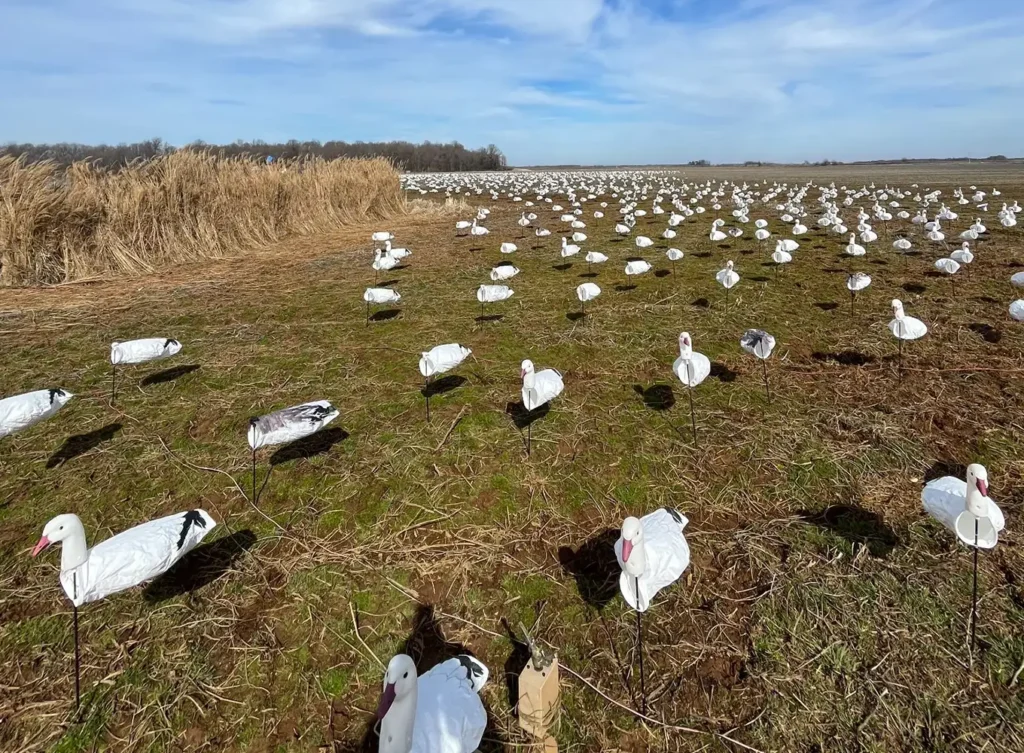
left=1, top=161, right=1024, bottom=752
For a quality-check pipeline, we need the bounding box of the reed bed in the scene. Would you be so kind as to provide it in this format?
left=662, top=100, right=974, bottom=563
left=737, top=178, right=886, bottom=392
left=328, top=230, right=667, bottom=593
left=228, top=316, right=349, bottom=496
left=0, top=152, right=403, bottom=286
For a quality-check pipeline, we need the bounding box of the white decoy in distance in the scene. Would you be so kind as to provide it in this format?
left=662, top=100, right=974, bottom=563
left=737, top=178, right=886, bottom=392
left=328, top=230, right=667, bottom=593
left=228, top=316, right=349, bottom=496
left=476, top=284, right=514, bottom=319
left=490, top=264, right=519, bottom=281
left=384, top=240, right=411, bottom=260
left=520, top=359, right=563, bottom=455
left=934, top=258, right=961, bottom=293
left=665, top=247, right=684, bottom=273
left=455, top=220, right=472, bottom=236
left=110, top=338, right=182, bottom=401
left=373, top=248, right=399, bottom=283
left=777, top=238, right=799, bottom=253
left=375, top=653, right=488, bottom=753
left=584, top=250, right=608, bottom=272
left=771, top=246, right=792, bottom=271
left=922, top=463, right=1005, bottom=652
left=740, top=329, right=776, bottom=402
left=846, top=272, right=871, bottom=311
left=846, top=234, right=866, bottom=258
left=888, top=299, right=927, bottom=380
left=635, top=236, right=654, bottom=249
left=624, top=260, right=652, bottom=284
left=673, top=332, right=710, bottom=440
left=561, top=237, right=581, bottom=258
left=1010, top=300, right=1024, bottom=321
left=372, top=230, right=394, bottom=247
left=0, top=388, right=73, bottom=439
left=576, top=282, right=601, bottom=316
left=615, top=508, right=690, bottom=713
left=572, top=232, right=588, bottom=244
left=364, top=287, right=402, bottom=323
left=517, top=212, right=531, bottom=235
left=951, top=243, right=974, bottom=277
left=535, top=227, right=551, bottom=238
left=470, top=219, right=489, bottom=237
left=32, top=508, right=217, bottom=708
left=500, top=242, right=518, bottom=254
left=419, top=344, right=471, bottom=421
left=247, top=401, right=340, bottom=502
left=709, top=221, right=727, bottom=242
left=716, top=260, right=740, bottom=309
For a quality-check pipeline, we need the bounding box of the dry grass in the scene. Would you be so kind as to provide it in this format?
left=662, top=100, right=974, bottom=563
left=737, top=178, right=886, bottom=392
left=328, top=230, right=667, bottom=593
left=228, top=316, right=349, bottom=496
left=0, top=153, right=403, bottom=286
left=1, top=163, right=1024, bottom=752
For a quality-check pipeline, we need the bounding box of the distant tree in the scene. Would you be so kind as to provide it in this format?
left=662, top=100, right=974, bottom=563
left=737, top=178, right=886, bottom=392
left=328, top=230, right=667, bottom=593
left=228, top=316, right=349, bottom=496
left=687, top=160, right=710, bottom=166
left=986, top=154, right=1008, bottom=161
left=0, top=139, right=509, bottom=172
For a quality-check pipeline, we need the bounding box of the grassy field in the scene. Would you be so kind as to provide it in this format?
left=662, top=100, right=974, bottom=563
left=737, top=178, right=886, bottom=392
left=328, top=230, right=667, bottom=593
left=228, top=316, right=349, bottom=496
left=2, top=163, right=1024, bottom=752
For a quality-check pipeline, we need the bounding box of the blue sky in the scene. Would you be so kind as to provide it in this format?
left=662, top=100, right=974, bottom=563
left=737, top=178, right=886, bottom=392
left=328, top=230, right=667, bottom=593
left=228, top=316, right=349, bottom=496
left=3, top=0, right=1023, bottom=165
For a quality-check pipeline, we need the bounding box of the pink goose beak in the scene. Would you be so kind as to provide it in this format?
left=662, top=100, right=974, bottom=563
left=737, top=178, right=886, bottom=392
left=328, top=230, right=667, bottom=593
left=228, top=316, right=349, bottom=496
left=31, top=536, right=51, bottom=557
left=622, top=539, right=633, bottom=563
left=977, top=479, right=989, bottom=498
left=376, top=682, right=397, bottom=721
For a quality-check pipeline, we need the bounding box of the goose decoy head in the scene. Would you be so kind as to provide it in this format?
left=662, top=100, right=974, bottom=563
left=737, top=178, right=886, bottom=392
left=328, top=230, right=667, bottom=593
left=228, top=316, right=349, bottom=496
left=891, top=299, right=905, bottom=319
left=678, top=332, right=693, bottom=359
left=520, top=359, right=534, bottom=379
left=32, top=514, right=84, bottom=557
left=377, top=654, right=417, bottom=721
left=967, top=463, right=989, bottom=501
left=620, top=516, right=646, bottom=577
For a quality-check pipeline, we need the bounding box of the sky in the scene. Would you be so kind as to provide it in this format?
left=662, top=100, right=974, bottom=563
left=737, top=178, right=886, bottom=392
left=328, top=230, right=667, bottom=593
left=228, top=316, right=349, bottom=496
left=2, top=0, right=1023, bottom=165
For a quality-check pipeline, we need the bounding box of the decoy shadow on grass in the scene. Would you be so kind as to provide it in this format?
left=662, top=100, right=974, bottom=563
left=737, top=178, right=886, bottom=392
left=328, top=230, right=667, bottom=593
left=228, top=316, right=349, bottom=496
left=47, top=423, right=123, bottom=468
left=798, top=505, right=898, bottom=558
left=558, top=529, right=622, bottom=610
left=422, top=374, right=467, bottom=399
left=140, top=364, right=200, bottom=386
left=504, top=401, right=549, bottom=430
left=144, top=529, right=257, bottom=602
left=632, top=383, right=675, bottom=411
left=269, top=427, right=348, bottom=465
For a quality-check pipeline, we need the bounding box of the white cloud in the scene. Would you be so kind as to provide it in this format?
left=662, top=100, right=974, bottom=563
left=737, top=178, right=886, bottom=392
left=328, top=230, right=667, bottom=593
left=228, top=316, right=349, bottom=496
left=2, top=0, right=1023, bottom=164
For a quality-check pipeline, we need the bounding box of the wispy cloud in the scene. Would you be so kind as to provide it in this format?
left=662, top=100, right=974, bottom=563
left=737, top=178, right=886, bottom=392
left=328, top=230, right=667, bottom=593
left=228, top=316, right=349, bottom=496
left=3, top=0, right=1022, bottom=164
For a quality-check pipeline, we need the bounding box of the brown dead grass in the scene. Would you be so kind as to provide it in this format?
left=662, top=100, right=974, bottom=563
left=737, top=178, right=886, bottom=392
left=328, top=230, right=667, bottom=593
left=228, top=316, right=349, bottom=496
left=0, top=152, right=404, bottom=286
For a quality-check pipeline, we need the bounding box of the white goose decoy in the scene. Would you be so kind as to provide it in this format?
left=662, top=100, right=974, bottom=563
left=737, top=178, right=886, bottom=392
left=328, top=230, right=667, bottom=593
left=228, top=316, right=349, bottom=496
left=665, top=247, right=684, bottom=273
left=584, top=250, right=608, bottom=271
left=500, top=242, right=518, bottom=255
left=771, top=247, right=793, bottom=270
left=777, top=238, right=799, bottom=253
left=561, top=237, right=581, bottom=258
left=247, top=400, right=340, bottom=500
left=1010, top=300, right=1024, bottom=321
left=419, top=344, right=471, bottom=421
left=455, top=220, right=472, bottom=236
left=373, top=248, right=399, bottom=282
left=384, top=240, right=411, bottom=260
left=576, top=282, right=601, bottom=316
left=934, top=258, right=961, bottom=291
left=469, top=219, right=489, bottom=237
left=888, top=299, right=927, bottom=380
left=846, top=272, right=871, bottom=310
left=0, top=388, right=73, bottom=439
left=109, top=338, right=182, bottom=400
left=922, top=463, right=1005, bottom=652
left=535, top=227, right=551, bottom=238
left=489, top=264, right=519, bottom=281
left=951, top=243, right=974, bottom=275
left=624, top=259, right=652, bottom=278
left=673, top=332, right=710, bottom=440
left=614, top=508, right=690, bottom=713
left=376, top=653, right=488, bottom=753
left=635, top=236, right=654, bottom=249
left=846, top=234, right=866, bottom=257
left=476, top=284, right=514, bottom=319
left=364, top=287, right=402, bottom=323
left=32, top=509, right=217, bottom=707
left=716, top=260, right=740, bottom=309
left=740, top=329, right=776, bottom=402
left=1011, top=271, right=1024, bottom=288
left=372, top=230, right=394, bottom=246
left=520, top=359, right=563, bottom=455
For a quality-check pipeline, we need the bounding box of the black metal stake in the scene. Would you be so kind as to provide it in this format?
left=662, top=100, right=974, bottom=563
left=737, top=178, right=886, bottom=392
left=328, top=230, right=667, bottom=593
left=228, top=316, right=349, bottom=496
left=850, top=288, right=855, bottom=314
left=73, top=573, right=80, bottom=710
left=761, top=358, right=771, bottom=404
left=687, top=388, right=697, bottom=443
left=366, top=301, right=370, bottom=326
left=635, top=577, right=646, bottom=715
left=527, top=422, right=531, bottom=457
left=897, top=335, right=904, bottom=383
left=425, top=377, right=431, bottom=422
left=110, top=364, right=116, bottom=403
left=970, top=518, right=980, bottom=654
left=251, top=447, right=257, bottom=505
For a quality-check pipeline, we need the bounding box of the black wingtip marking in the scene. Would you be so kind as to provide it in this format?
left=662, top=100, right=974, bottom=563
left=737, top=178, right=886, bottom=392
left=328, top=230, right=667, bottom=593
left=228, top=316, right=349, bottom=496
left=48, top=388, right=66, bottom=404
left=456, top=654, right=484, bottom=682
left=666, top=508, right=684, bottom=525
left=164, top=338, right=180, bottom=349
left=177, top=510, right=207, bottom=550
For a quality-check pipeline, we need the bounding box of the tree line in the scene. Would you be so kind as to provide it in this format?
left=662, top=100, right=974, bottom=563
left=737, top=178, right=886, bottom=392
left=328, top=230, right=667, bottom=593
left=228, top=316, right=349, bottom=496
left=0, top=138, right=509, bottom=172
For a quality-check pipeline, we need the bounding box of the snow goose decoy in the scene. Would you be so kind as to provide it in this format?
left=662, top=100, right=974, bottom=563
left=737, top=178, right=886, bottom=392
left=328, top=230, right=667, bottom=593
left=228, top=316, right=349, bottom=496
left=1010, top=300, right=1024, bottom=322
left=489, top=264, right=519, bottom=282
left=419, top=344, right=471, bottom=421
left=373, top=249, right=399, bottom=284
left=500, top=242, right=518, bottom=255
left=665, top=247, right=684, bottom=274
left=364, top=287, right=402, bottom=324
left=584, top=250, right=608, bottom=273
left=615, top=508, right=690, bottom=713
left=32, top=509, right=216, bottom=708
left=716, top=260, right=740, bottom=310
left=922, top=463, right=1005, bottom=653
left=384, top=240, right=411, bottom=261
left=575, top=282, right=601, bottom=318
left=0, top=388, right=73, bottom=440
left=476, top=284, right=514, bottom=320
left=672, top=332, right=710, bottom=441
left=934, top=257, right=961, bottom=294
left=109, top=338, right=182, bottom=401
left=846, top=272, right=871, bottom=312
left=520, top=359, right=563, bottom=456
left=375, top=653, right=488, bottom=753
left=740, top=329, right=776, bottom=402
left=248, top=401, right=340, bottom=503
left=624, top=259, right=652, bottom=282
left=888, top=299, right=927, bottom=381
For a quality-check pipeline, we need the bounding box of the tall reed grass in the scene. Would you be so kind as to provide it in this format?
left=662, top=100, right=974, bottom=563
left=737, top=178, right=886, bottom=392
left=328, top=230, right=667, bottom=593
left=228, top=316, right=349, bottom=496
left=0, top=152, right=403, bottom=286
